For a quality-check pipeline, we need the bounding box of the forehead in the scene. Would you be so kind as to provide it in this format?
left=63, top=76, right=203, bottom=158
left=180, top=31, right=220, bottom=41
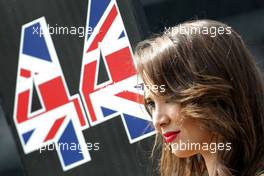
left=144, top=84, right=162, bottom=99
left=144, top=85, right=153, bottom=98
left=144, top=92, right=158, bottom=102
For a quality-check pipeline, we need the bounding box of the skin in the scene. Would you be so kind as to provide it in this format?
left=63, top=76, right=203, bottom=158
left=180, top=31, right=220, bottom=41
left=145, top=88, right=217, bottom=176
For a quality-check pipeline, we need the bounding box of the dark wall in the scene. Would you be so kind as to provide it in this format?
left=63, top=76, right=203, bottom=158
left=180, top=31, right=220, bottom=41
left=142, top=0, right=264, bottom=74
left=143, top=0, right=264, bottom=32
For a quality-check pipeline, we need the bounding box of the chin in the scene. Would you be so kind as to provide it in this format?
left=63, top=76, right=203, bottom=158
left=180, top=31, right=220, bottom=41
left=171, top=149, right=197, bottom=158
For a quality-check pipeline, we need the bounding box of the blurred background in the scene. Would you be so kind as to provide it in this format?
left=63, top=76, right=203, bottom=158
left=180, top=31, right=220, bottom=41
left=141, top=0, right=264, bottom=72
left=0, top=0, right=263, bottom=175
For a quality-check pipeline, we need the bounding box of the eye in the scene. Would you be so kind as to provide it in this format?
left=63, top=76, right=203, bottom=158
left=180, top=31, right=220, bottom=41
left=145, top=99, right=155, bottom=112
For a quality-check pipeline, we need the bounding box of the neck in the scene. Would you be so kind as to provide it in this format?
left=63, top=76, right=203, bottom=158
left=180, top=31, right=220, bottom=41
left=201, top=151, right=217, bottom=176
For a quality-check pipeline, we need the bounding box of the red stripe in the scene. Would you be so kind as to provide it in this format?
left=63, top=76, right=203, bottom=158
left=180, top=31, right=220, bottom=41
left=20, top=68, right=31, bottom=78
left=44, top=116, right=66, bottom=142
left=105, top=47, right=136, bottom=82
left=72, top=98, right=86, bottom=127
left=115, top=91, right=144, bottom=104
left=82, top=61, right=97, bottom=122
left=39, top=76, right=69, bottom=111
left=17, top=90, right=30, bottom=123
left=87, top=5, right=118, bottom=52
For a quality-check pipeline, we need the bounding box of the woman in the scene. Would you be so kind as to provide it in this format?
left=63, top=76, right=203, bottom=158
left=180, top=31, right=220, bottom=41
left=134, top=20, right=264, bottom=176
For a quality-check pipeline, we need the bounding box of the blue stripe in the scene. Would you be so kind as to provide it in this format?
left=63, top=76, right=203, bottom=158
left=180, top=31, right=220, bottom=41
left=118, top=31, right=125, bottom=39
left=23, top=23, right=52, bottom=62
left=101, top=106, right=117, bottom=117
left=87, top=0, right=111, bottom=40
left=123, top=114, right=155, bottom=140
left=22, top=129, right=35, bottom=144
left=58, top=120, right=84, bottom=166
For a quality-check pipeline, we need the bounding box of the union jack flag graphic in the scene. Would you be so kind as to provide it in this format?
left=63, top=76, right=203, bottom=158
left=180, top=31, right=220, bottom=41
left=13, top=17, right=90, bottom=171
left=13, top=0, right=155, bottom=172
left=79, top=0, right=155, bottom=143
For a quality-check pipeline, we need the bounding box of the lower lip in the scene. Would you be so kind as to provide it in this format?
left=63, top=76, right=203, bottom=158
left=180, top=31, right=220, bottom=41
left=164, top=132, right=180, bottom=143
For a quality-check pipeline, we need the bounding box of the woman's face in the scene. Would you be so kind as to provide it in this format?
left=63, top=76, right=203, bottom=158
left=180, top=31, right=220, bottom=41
left=145, top=89, right=213, bottom=158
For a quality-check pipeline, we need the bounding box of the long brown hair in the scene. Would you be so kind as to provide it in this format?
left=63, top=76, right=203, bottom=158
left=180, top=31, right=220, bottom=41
left=134, top=20, right=264, bottom=176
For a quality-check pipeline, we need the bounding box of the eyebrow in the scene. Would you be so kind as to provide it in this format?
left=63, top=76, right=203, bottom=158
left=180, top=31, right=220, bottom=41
left=144, top=97, right=153, bottom=102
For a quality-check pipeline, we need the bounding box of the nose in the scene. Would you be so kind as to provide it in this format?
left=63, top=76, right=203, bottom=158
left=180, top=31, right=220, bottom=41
left=153, top=108, right=170, bottom=131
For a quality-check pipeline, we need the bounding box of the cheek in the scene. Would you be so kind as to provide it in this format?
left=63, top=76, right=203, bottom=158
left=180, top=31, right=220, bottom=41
left=180, top=119, right=210, bottom=143
left=167, top=107, right=183, bottom=126
left=151, top=113, right=159, bottom=131
left=169, top=119, right=211, bottom=158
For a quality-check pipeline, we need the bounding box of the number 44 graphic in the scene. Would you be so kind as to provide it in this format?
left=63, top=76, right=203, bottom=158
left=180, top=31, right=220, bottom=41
left=13, top=0, right=155, bottom=171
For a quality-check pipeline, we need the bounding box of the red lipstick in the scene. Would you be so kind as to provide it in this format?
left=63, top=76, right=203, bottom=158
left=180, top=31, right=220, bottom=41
left=163, top=131, right=180, bottom=143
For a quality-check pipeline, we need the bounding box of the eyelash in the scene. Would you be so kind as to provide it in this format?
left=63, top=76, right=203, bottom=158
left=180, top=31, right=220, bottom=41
left=145, top=99, right=174, bottom=111
left=145, top=100, right=155, bottom=111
